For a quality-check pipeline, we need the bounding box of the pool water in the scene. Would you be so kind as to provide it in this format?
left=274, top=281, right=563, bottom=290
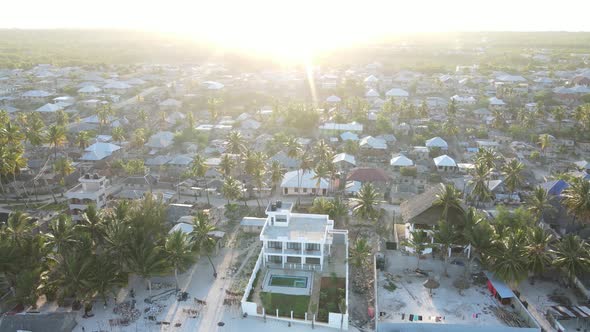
left=269, top=275, right=308, bottom=288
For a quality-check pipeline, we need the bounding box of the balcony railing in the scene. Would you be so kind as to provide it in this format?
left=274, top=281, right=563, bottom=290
left=265, top=247, right=282, bottom=254
left=303, top=249, right=322, bottom=256
left=284, top=248, right=302, bottom=255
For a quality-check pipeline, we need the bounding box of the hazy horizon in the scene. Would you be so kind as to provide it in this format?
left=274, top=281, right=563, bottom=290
left=2, top=0, right=590, bottom=59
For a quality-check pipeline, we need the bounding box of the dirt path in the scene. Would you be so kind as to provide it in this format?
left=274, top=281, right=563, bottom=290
left=197, top=224, right=240, bottom=332
left=233, top=244, right=260, bottom=278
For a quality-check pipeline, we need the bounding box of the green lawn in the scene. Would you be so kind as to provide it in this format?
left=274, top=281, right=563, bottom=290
left=269, top=276, right=307, bottom=288
left=317, top=277, right=346, bottom=322
left=261, top=293, right=310, bottom=319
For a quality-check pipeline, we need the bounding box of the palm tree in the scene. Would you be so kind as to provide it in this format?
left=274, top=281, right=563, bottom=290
left=186, top=111, right=195, bottom=129
left=3, top=211, right=33, bottom=246
left=7, top=149, right=27, bottom=191
left=40, top=251, right=94, bottom=307
left=351, top=183, right=380, bottom=222
left=157, top=111, right=167, bottom=129
left=285, top=136, right=302, bottom=160
left=551, top=235, right=590, bottom=285
left=56, top=110, right=69, bottom=127
left=79, top=205, right=105, bottom=246
left=525, top=226, right=553, bottom=279
left=538, top=134, right=551, bottom=157
left=219, top=154, right=235, bottom=178
left=526, top=187, right=554, bottom=222
left=126, top=237, right=169, bottom=295
left=75, top=131, right=91, bottom=151
left=330, top=197, right=349, bottom=226
left=343, top=140, right=359, bottom=155
left=297, top=153, right=314, bottom=204
left=469, top=162, right=492, bottom=207
left=136, top=109, right=148, bottom=126
left=462, top=214, right=494, bottom=273
left=403, top=230, right=429, bottom=269
left=164, top=230, right=196, bottom=292
left=44, top=215, right=79, bottom=257
left=96, top=104, right=113, bottom=133
left=25, top=117, right=46, bottom=147
left=102, top=211, right=131, bottom=269
left=552, top=107, right=566, bottom=132
left=88, top=254, right=127, bottom=306
left=349, top=237, right=371, bottom=269
left=501, top=159, right=524, bottom=198
left=562, top=178, right=590, bottom=224
left=433, top=184, right=464, bottom=223
left=313, top=140, right=333, bottom=164
left=46, top=125, right=67, bottom=159
left=131, top=128, right=146, bottom=148
left=189, top=155, right=210, bottom=206
left=53, top=157, right=75, bottom=184
left=190, top=212, right=218, bottom=276
left=222, top=176, right=242, bottom=206
left=476, top=147, right=499, bottom=171
left=226, top=130, right=245, bottom=155
left=311, top=197, right=334, bottom=215
left=488, top=230, right=528, bottom=288
left=111, top=127, right=125, bottom=144
left=434, top=221, right=458, bottom=277
left=252, top=167, right=267, bottom=209
left=312, top=162, right=329, bottom=196
left=269, top=160, right=285, bottom=195
left=0, top=122, right=25, bottom=146
left=207, top=97, right=222, bottom=123
left=491, top=109, right=506, bottom=129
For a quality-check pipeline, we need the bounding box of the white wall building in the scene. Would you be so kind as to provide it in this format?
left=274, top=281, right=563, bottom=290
left=65, top=174, right=110, bottom=221
left=281, top=170, right=329, bottom=196
left=259, top=201, right=343, bottom=271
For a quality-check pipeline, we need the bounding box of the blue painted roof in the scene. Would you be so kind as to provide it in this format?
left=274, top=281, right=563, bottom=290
left=540, top=179, right=570, bottom=196
left=484, top=271, right=515, bottom=299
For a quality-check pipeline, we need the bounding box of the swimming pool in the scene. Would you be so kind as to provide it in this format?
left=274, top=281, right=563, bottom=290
left=269, top=275, right=308, bottom=288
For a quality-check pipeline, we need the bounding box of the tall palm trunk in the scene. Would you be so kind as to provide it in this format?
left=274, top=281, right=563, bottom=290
left=147, top=278, right=153, bottom=296
left=207, top=255, right=217, bottom=276
left=0, top=178, right=7, bottom=201
left=297, top=173, right=302, bottom=206
left=174, top=266, right=179, bottom=293
left=204, top=179, right=210, bottom=207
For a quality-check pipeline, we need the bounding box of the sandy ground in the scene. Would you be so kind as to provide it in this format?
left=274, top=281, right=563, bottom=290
left=64, top=254, right=220, bottom=332
left=517, top=278, right=582, bottom=332
left=377, top=251, right=523, bottom=328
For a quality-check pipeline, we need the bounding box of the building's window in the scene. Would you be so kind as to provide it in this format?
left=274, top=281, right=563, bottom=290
left=284, top=188, right=288, bottom=195
left=306, top=257, right=320, bottom=265
left=287, top=242, right=301, bottom=250
left=294, top=188, right=299, bottom=193
left=303, top=188, right=307, bottom=193
left=268, top=241, right=282, bottom=249
left=312, top=188, right=316, bottom=194
left=286, top=256, right=301, bottom=263
left=306, top=243, right=320, bottom=251
left=268, top=255, right=282, bottom=263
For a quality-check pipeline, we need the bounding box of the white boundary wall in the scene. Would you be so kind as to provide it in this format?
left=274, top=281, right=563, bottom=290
left=241, top=250, right=263, bottom=316
left=240, top=231, right=350, bottom=330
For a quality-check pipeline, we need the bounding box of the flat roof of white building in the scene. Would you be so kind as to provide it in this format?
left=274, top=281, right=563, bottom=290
left=261, top=214, right=332, bottom=243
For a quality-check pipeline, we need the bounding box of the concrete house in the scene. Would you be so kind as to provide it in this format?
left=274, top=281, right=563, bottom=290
left=281, top=170, right=329, bottom=196
left=66, top=174, right=110, bottom=222
left=433, top=155, right=457, bottom=172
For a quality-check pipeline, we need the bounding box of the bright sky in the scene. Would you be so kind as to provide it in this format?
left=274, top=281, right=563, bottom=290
left=2, top=0, right=590, bottom=58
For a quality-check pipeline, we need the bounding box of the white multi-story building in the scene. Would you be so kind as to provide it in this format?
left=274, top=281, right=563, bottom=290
left=65, top=174, right=109, bottom=221
left=259, top=201, right=344, bottom=271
